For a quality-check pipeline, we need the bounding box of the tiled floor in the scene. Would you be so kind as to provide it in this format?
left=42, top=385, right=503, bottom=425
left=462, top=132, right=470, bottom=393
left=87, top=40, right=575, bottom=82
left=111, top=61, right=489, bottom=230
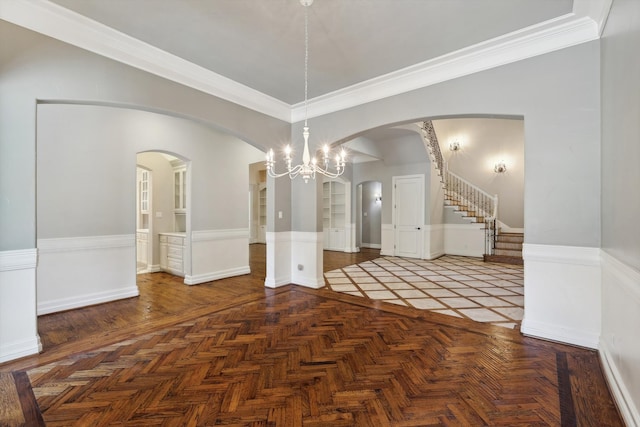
left=324, top=255, right=524, bottom=329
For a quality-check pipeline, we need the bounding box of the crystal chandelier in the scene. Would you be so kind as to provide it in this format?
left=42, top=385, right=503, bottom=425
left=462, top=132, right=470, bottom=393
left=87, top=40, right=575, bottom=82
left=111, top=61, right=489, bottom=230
left=266, top=0, right=346, bottom=183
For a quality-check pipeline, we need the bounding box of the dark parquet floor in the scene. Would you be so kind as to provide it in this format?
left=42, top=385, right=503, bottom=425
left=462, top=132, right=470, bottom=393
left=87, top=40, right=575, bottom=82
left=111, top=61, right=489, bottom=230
left=0, top=246, right=623, bottom=426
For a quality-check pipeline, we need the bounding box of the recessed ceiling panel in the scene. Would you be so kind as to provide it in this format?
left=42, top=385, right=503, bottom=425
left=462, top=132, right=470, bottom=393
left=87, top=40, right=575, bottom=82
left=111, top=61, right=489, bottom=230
left=50, top=0, right=573, bottom=104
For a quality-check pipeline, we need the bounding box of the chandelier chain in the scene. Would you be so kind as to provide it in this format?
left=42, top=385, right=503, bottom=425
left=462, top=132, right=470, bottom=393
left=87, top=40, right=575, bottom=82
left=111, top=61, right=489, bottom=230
left=304, top=3, right=309, bottom=127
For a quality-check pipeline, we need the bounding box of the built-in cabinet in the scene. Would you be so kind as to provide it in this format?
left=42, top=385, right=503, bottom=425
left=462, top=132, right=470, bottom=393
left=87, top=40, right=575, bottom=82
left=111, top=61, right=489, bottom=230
left=136, top=167, right=151, bottom=271
left=323, top=180, right=348, bottom=251
left=258, top=184, right=267, bottom=243
left=136, top=231, right=148, bottom=264
left=159, top=233, right=185, bottom=276
left=173, top=164, right=187, bottom=233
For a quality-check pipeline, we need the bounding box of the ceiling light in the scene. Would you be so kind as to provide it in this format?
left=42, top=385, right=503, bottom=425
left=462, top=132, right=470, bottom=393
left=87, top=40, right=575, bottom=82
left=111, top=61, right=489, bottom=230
left=266, top=0, right=346, bottom=183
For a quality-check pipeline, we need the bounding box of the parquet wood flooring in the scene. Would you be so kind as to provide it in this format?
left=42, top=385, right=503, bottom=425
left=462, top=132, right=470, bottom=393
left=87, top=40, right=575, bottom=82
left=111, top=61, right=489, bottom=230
left=0, top=245, right=623, bottom=426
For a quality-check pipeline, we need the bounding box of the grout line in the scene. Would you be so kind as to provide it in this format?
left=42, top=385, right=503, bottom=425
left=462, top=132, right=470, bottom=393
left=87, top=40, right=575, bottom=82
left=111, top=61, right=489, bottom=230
left=326, top=255, right=524, bottom=329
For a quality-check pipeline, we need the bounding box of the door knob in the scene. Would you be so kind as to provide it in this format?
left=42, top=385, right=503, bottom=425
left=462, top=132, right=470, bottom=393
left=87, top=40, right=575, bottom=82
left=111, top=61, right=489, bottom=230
left=416, top=227, right=421, bottom=230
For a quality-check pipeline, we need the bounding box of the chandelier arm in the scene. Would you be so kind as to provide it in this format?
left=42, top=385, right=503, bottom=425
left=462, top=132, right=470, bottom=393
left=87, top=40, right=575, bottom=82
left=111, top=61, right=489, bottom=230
left=266, top=0, right=346, bottom=183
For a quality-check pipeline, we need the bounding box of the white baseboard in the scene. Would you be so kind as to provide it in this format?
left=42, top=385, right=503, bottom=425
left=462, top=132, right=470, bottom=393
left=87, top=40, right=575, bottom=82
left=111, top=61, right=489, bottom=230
left=0, top=248, right=41, bottom=363
left=190, top=228, right=251, bottom=285
left=291, top=232, right=324, bottom=289
left=37, top=235, right=137, bottom=315
left=520, top=318, right=599, bottom=349
left=600, top=338, right=640, bottom=427
left=0, top=336, right=42, bottom=364
left=599, top=251, right=640, bottom=427
left=265, top=231, right=292, bottom=288
left=521, top=244, right=601, bottom=349
left=185, top=266, right=250, bottom=285
left=360, top=243, right=381, bottom=249
left=443, top=224, right=485, bottom=257
left=38, top=285, right=139, bottom=315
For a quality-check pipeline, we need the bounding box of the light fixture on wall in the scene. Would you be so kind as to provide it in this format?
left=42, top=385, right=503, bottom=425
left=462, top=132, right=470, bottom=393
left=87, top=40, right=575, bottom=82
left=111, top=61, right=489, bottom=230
left=494, top=160, right=507, bottom=173
left=266, top=0, right=346, bottom=183
left=449, top=140, right=460, bottom=151
left=375, top=193, right=382, bottom=203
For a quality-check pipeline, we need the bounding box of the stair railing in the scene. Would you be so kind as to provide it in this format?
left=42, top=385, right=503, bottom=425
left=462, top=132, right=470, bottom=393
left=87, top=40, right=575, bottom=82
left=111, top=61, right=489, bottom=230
left=444, top=169, right=497, bottom=221
left=421, top=120, right=443, bottom=176
left=421, top=120, right=499, bottom=255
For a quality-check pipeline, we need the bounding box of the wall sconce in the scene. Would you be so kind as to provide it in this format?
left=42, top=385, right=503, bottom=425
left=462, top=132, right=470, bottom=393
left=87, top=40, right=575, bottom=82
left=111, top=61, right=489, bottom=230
left=494, top=160, right=507, bottom=174
left=375, top=193, right=382, bottom=203
left=449, top=140, right=460, bottom=151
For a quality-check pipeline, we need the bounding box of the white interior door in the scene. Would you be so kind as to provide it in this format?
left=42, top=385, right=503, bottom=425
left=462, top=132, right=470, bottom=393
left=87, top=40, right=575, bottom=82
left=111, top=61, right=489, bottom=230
left=393, top=175, right=424, bottom=258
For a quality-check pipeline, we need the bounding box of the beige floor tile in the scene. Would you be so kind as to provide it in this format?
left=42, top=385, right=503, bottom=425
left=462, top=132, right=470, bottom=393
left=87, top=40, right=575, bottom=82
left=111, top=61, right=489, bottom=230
left=327, top=278, right=352, bottom=284
left=458, top=308, right=508, bottom=322
left=331, top=284, right=359, bottom=292
left=394, top=289, right=429, bottom=299
left=452, top=288, right=489, bottom=297
left=482, top=287, right=518, bottom=296
left=325, top=255, right=524, bottom=329
left=406, top=298, right=447, bottom=310
left=469, top=296, right=513, bottom=307
left=493, top=307, right=525, bottom=321
left=358, top=283, right=387, bottom=291
left=425, top=289, right=459, bottom=298
left=365, top=290, right=398, bottom=300
left=439, top=297, right=480, bottom=308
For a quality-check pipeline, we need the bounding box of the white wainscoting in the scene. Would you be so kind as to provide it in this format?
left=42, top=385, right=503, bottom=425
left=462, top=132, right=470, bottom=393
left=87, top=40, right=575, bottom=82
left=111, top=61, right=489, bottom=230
left=265, top=231, right=292, bottom=288
left=380, top=224, right=394, bottom=256
left=0, top=249, right=41, bottom=363
left=423, top=224, right=445, bottom=260
left=186, top=229, right=251, bottom=285
left=599, top=251, right=640, bottom=427
left=521, top=244, right=601, bottom=349
left=443, top=224, right=485, bottom=257
left=291, top=232, right=324, bottom=289
left=37, top=235, right=139, bottom=315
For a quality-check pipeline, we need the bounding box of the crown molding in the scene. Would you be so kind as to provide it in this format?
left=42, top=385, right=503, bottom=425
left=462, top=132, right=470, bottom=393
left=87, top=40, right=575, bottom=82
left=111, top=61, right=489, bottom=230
left=0, top=0, right=291, bottom=122
left=1, top=0, right=609, bottom=124
left=291, top=13, right=600, bottom=122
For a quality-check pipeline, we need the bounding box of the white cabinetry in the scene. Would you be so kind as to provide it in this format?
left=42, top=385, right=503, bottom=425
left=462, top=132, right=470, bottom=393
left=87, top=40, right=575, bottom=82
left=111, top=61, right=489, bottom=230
left=159, top=233, right=185, bottom=276
left=173, top=165, right=186, bottom=232
left=136, top=231, right=148, bottom=264
left=258, top=184, right=267, bottom=243
left=323, top=180, right=348, bottom=251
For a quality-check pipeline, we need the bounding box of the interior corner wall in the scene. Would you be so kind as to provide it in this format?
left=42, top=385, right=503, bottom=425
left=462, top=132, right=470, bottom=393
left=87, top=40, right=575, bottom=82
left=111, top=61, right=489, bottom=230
left=600, top=0, right=640, bottom=424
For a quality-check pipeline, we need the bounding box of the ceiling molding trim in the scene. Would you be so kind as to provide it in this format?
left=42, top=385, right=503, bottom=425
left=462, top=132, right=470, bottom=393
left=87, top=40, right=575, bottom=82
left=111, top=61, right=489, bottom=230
left=572, top=0, right=613, bottom=36
left=291, top=14, right=599, bottom=122
left=0, top=0, right=291, bottom=122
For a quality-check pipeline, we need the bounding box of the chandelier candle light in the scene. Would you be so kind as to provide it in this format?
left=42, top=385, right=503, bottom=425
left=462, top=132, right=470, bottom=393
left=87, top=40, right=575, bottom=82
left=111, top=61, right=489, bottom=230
left=266, top=0, right=346, bottom=183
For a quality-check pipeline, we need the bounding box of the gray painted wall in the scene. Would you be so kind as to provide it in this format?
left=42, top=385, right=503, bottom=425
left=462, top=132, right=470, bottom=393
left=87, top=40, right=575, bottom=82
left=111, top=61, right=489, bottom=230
left=600, top=0, right=640, bottom=418
left=433, top=118, right=524, bottom=228
left=361, top=181, right=382, bottom=245
left=351, top=160, right=431, bottom=225
left=37, top=104, right=265, bottom=241
left=0, top=20, right=289, bottom=251
left=300, top=42, right=601, bottom=247
left=601, top=0, right=640, bottom=270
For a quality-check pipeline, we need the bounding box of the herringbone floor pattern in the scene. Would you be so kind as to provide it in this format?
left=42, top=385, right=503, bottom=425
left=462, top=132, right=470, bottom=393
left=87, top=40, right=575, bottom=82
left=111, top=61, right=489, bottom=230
left=0, top=247, right=623, bottom=426
left=24, top=288, right=620, bottom=426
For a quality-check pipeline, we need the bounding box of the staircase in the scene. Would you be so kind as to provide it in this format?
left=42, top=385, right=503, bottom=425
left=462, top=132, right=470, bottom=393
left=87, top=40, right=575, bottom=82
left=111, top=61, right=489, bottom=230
left=421, top=120, right=523, bottom=265
left=484, top=232, right=524, bottom=265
